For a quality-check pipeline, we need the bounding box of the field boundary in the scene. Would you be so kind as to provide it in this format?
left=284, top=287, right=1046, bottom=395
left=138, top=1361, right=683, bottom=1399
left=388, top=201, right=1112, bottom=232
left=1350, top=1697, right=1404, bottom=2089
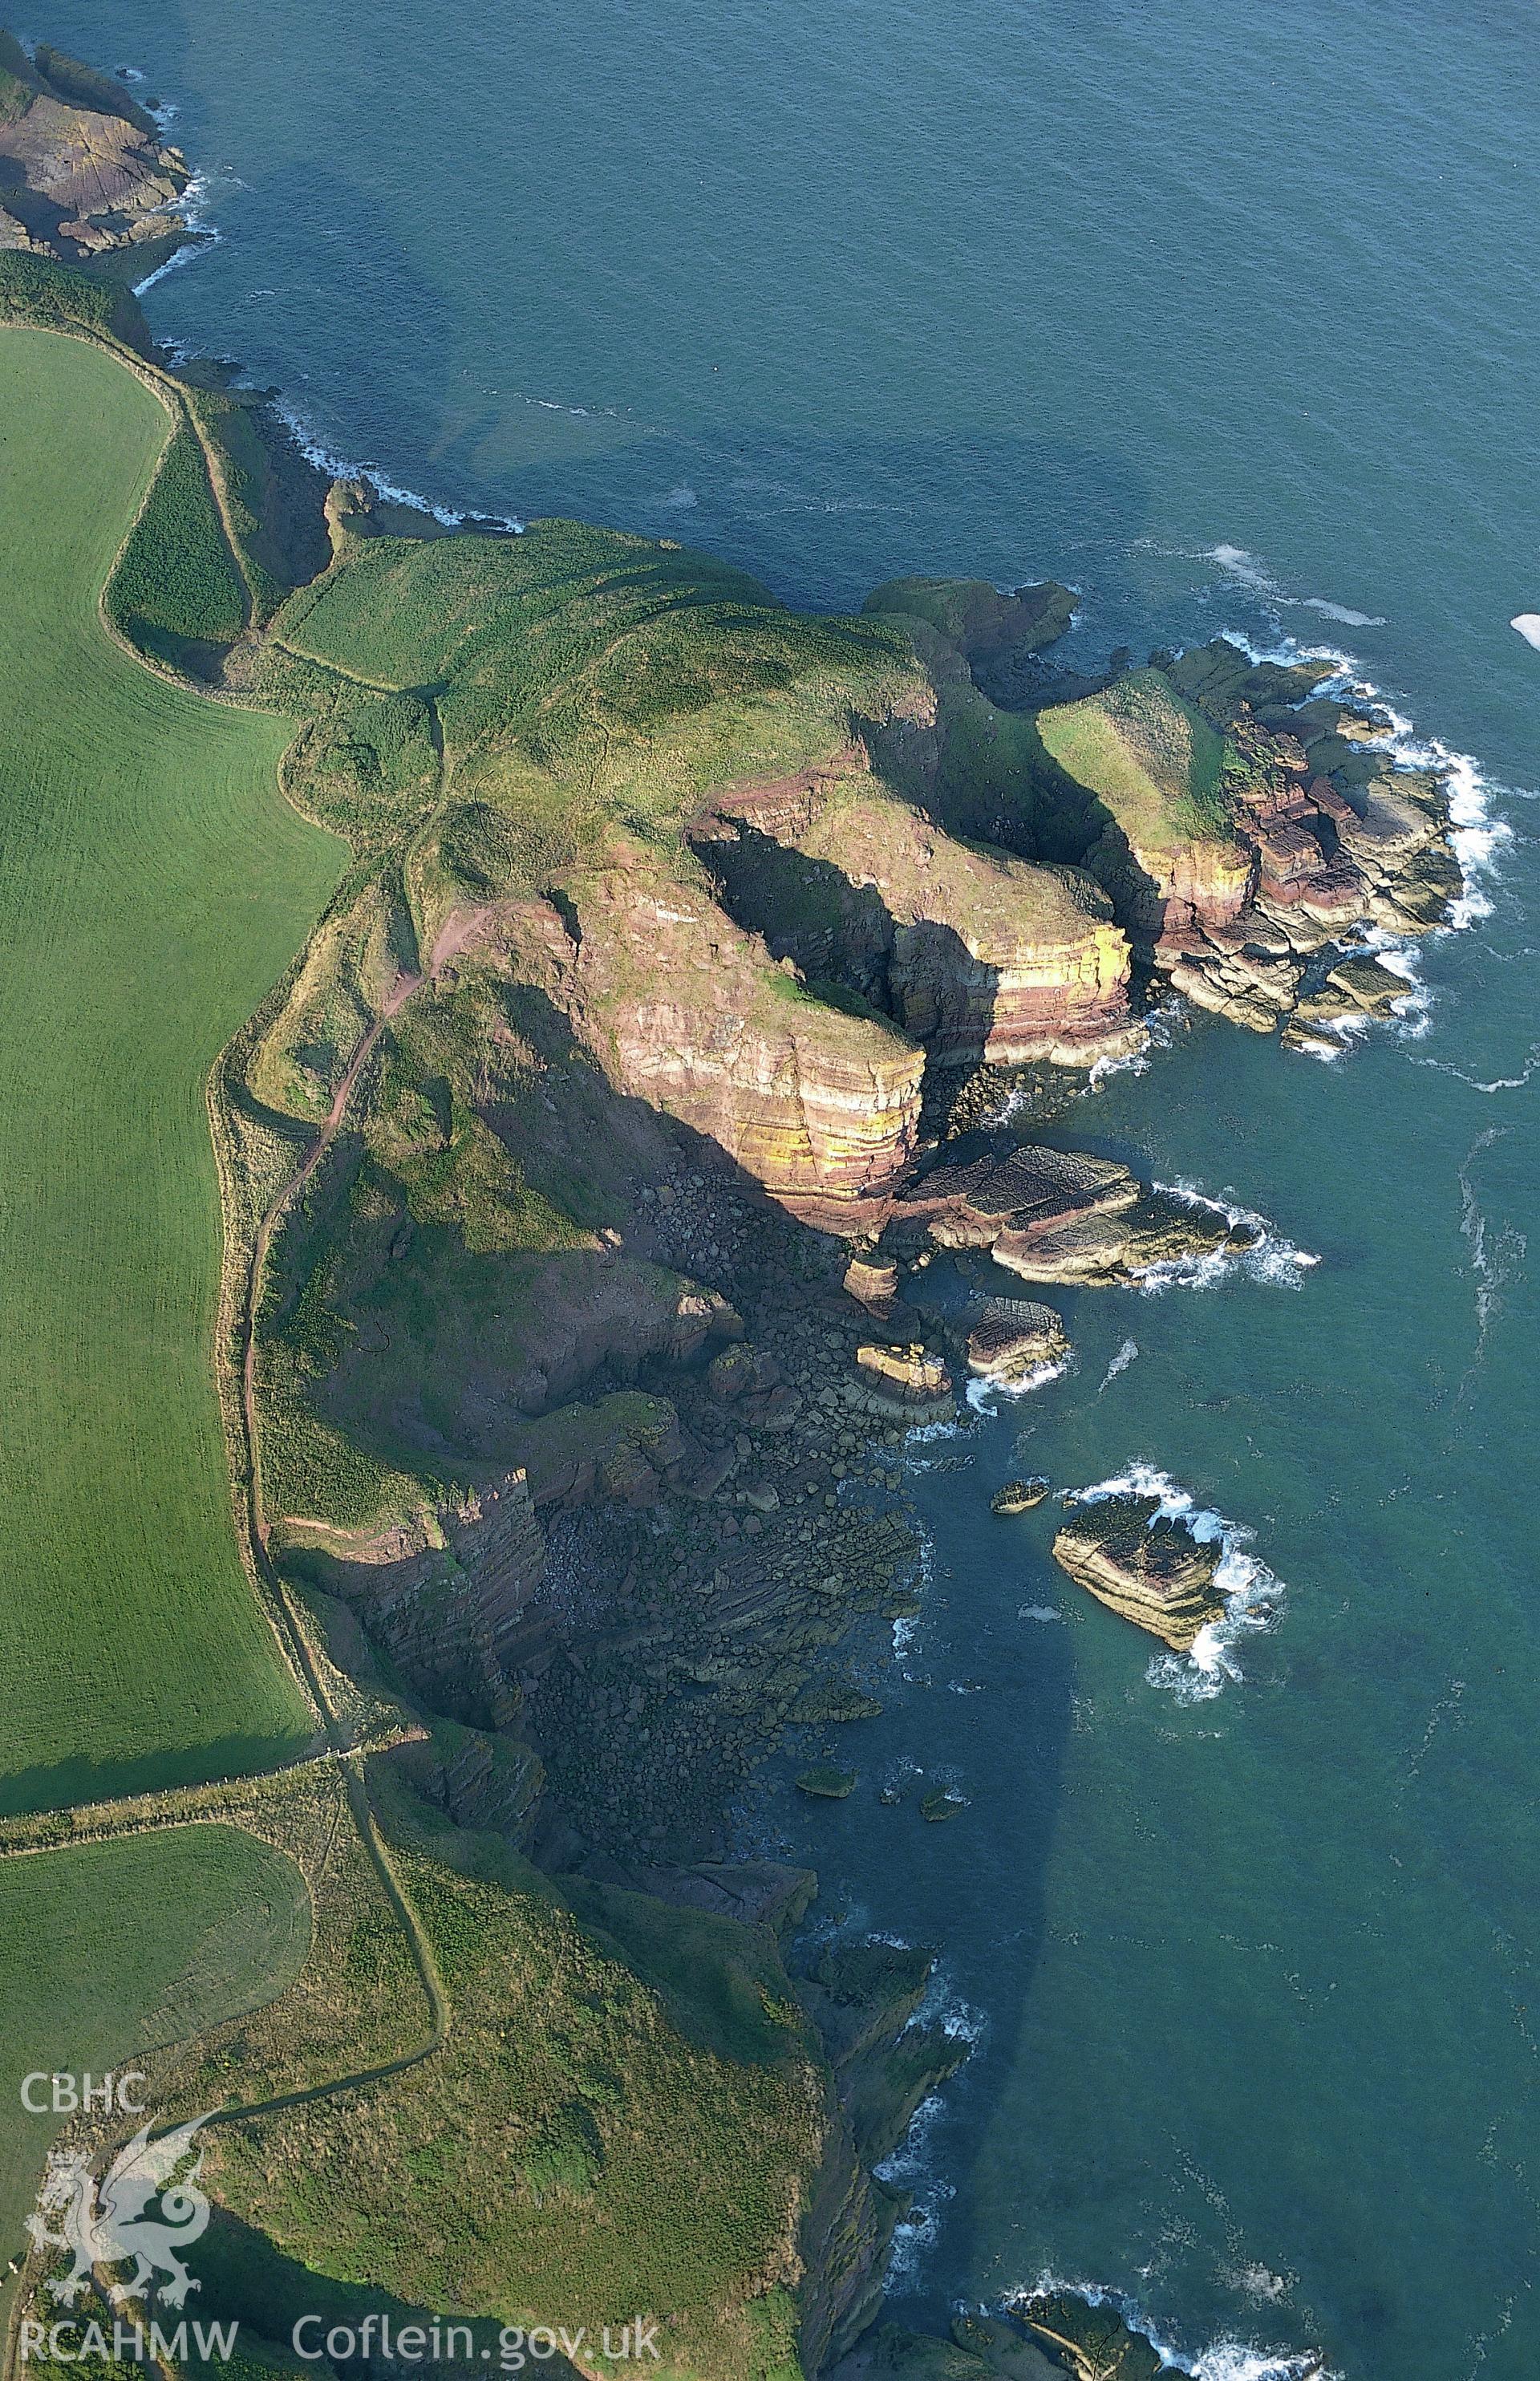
left=0, top=325, right=457, bottom=2380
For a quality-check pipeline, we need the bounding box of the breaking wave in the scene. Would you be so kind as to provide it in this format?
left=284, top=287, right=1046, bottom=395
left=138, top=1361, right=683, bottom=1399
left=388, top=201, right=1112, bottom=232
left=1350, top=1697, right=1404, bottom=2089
left=1069, top=1462, right=1285, bottom=1700
left=874, top=2093, right=956, bottom=2283
left=270, top=401, right=525, bottom=531
left=1137, top=1183, right=1319, bottom=1292
left=1088, top=994, right=1186, bottom=1090
left=132, top=164, right=229, bottom=294
left=1099, top=1337, right=1140, bottom=1389
left=1209, top=542, right=1385, bottom=628
left=1007, top=2277, right=1339, bottom=2381
left=966, top=1355, right=1073, bottom=1411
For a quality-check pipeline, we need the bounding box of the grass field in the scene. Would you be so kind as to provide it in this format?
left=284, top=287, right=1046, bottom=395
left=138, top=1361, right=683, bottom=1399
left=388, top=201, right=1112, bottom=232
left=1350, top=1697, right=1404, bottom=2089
left=0, top=1823, right=311, bottom=2257
left=105, top=419, right=249, bottom=669
left=0, top=327, right=345, bottom=1814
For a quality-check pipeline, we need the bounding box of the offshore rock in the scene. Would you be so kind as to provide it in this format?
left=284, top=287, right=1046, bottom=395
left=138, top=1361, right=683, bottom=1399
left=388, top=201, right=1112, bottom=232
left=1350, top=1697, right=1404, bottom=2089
left=967, top=1297, right=1068, bottom=1385
left=991, top=1477, right=1052, bottom=1515
left=950, top=2314, right=1063, bottom=2380
left=699, top=770, right=1141, bottom=1069
left=1016, top=2293, right=1165, bottom=2381
left=1052, top=1495, right=1226, bottom=1650
left=900, top=1144, right=1234, bottom=1284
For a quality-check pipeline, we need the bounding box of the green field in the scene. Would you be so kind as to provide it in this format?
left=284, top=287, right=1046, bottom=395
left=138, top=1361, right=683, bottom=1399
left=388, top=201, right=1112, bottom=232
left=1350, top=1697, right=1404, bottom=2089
left=0, top=1824, right=311, bottom=2255
left=0, top=328, right=345, bottom=1813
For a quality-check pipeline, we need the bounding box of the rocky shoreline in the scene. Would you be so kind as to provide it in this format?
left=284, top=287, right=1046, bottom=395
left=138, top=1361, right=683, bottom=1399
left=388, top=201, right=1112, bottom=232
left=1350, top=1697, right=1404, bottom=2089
left=0, top=29, right=192, bottom=275
left=0, top=156, right=1475, bottom=2369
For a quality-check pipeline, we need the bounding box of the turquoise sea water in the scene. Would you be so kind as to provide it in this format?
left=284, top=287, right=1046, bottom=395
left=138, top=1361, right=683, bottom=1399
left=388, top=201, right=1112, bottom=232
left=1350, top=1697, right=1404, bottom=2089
left=43, top=2, right=1540, bottom=2371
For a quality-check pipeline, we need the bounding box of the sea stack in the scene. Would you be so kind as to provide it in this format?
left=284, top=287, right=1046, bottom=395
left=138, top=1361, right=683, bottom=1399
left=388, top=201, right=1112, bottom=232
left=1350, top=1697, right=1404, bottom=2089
left=967, top=1296, right=1069, bottom=1386
left=1052, top=1493, right=1226, bottom=1649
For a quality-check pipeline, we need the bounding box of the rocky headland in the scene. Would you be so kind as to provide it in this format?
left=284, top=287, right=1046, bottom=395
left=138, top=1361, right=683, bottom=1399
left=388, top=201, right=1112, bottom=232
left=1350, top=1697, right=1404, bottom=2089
left=0, top=229, right=1447, bottom=2380
left=0, top=29, right=189, bottom=269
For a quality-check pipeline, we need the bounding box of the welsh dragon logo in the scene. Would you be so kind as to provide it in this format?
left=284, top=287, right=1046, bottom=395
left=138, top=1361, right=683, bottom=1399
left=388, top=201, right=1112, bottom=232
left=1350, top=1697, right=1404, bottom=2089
left=26, top=2113, right=214, bottom=2309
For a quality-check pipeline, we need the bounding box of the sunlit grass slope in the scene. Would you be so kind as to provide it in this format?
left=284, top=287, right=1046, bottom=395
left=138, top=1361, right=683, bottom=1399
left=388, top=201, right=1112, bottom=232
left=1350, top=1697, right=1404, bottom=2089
left=1035, top=665, right=1232, bottom=844
left=0, top=329, right=344, bottom=1812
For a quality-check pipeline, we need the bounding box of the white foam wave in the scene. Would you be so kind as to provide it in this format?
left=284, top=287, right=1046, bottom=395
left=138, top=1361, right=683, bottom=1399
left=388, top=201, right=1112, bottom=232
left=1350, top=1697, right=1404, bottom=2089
left=1088, top=994, right=1185, bottom=1090
left=1008, top=2277, right=1338, bottom=2381
left=1069, top=1462, right=1285, bottom=1699
left=1099, top=1337, right=1140, bottom=1389
left=269, top=401, right=525, bottom=531
left=1018, top=1603, right=1063, bottom=1623
left=892, top=1514, right=934, bottom=1659
left=966, top=1355, right=1072, bottom=1412
left=1510, top=614, right=1540, bottom=651
left=130, top=162, right=233, bottom=294
left=1414, top=1037, right=1540, bottom=1094
left=904, top=1413, right=967, bottom=1450
left=1457, top=1127, right=1526, bottom=1362
left=873, top=2093, right=955, bottom=2282
left=1207, top=545, right=1385, bottom=627
left=1138, top=1183, right=1319, bottom=1293
left=908, top=1965, right=987, bottom=2048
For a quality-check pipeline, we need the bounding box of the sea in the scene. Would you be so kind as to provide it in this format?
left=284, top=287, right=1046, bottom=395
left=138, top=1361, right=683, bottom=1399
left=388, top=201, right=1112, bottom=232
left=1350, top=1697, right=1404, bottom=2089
left=38, top=2, right=1540, bottom=2373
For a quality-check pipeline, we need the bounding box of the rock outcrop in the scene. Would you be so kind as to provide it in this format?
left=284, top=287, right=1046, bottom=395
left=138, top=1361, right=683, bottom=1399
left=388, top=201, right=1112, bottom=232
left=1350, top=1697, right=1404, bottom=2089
left=967, top=1297, right=1068, bottom=1385
left=991, top=1477, right=1052, bottom=1515
left=698, top=770, right=1141, bottom=1069
left=862, top=574, right=1082, bottom=708
left=1016, top=2293, right=1165, bottom=2381
left=1036, top=648, right=1464, bottom=1042
left=853, top=1341, right=954, bottom=1424
left=502, top=846, right=926, bottom=1227
left=1052, top=1495, right=1226, bottom=1649
left=898, top=1144, right=1238, bottom=1284
left=0, top=32, right=188, bottom=261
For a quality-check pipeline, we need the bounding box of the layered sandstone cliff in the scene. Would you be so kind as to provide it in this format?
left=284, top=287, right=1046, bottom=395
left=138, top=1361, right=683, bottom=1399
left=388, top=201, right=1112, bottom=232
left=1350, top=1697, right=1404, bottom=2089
left=500, top=842, right=926, bottom=1226
left=698, top=770, right=1141, bottom=1069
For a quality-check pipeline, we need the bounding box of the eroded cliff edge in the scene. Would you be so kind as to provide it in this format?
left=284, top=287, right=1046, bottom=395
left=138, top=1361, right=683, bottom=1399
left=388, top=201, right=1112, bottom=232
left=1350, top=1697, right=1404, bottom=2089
left=1, top=247, right=1458, bottom=2381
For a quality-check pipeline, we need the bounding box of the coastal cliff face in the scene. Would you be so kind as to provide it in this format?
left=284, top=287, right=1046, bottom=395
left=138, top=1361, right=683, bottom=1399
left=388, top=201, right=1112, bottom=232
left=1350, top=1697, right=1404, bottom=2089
left=1033, top=649, right=1464, bottom=1038
left=11, top=231, right=1468, bottom=2379
left=500, top=846, right=926, bottom=1223
left=0, top=30, right=188, bottom=262
left=698, top=769, right=1140, bottom=1069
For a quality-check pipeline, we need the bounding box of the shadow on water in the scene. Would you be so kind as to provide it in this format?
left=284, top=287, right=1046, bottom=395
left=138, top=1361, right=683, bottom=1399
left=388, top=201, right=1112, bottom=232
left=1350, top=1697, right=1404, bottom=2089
left=768, top=1255, right=1079, bottom=2334
left=441, top=422, right=1157, bottom=623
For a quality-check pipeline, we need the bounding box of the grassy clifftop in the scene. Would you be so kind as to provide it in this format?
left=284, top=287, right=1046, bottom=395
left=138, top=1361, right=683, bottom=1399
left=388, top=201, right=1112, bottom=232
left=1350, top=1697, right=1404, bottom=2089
left=1035, top=666, right=1233, bottom=848
left=275, top=517, right=927, bottom=852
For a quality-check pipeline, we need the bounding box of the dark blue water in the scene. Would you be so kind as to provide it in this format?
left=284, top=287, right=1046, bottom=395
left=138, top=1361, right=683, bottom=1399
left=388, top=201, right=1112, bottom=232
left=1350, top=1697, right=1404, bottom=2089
left=43, top=2, right=1540, bottom=2371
